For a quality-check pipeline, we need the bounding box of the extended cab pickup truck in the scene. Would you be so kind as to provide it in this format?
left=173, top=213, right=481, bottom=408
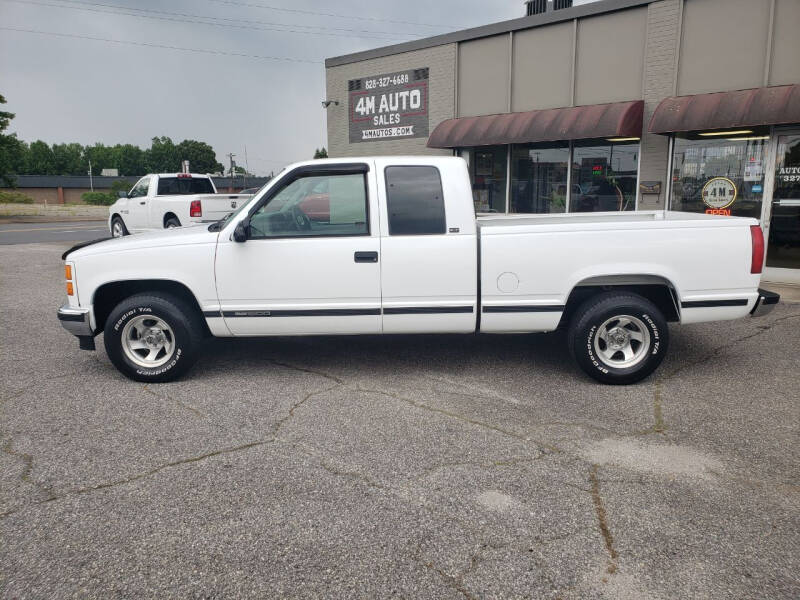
left=108, top=173, right=249, bottom=237
left=59, top=157, right=779, bottom=384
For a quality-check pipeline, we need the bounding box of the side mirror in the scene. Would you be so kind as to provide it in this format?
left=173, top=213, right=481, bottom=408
left=233, top=220, right=249, bottom=243
left=118, top=191, right=128, bottom=198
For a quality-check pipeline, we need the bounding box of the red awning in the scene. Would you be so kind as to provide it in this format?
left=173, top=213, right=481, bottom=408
left=648, top=84, right=800, bottom=134
left=427, top=100, right=644, bottom=148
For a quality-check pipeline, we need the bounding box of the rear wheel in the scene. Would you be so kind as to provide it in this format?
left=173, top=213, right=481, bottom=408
left=568, top=292, right=668, bottom=385
left=103, top=293, right=204, bottom=382
left=111, top=216, right=128, bottom=237
left=165, top=216, right=181, bottom=229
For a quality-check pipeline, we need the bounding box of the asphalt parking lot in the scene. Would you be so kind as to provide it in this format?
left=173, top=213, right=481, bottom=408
left=1, top=242, right=799, bottom=599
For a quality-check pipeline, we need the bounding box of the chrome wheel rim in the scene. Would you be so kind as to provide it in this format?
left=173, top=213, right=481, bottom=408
left=593, top=315, right=650, bottom=369
left=121, top=315, right=175, bottom=368
left=112, top=221, right=123, bottom=237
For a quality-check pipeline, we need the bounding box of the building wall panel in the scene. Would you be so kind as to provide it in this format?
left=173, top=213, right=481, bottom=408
left=677, top=0, right=769, bottom=95
left=511, top=21, right=573, bottom=111
left=457, top=35, right=510, bottom=117
left=574, top=7, right=647, bottom=105
left=769, top=0, right=800, bottom=87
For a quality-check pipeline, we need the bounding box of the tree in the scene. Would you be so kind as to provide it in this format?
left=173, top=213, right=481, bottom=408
left=27, top=140, right=56, bottom=175
left=52, top=143, right=84, bottom=175
left=176, top=139, right=224, bottom=174
left=112, top=144, right=146, bottom=176
left=0, top=93, right=19, bottom=185
left=145, top=136, right=180, bottom=173
left=82, top=143, right=115, bottom=176
left=313, top=147, right=328, bottom=159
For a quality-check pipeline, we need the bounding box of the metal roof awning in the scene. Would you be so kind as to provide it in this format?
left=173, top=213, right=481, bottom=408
left=648, top=84, right=800, bottom=134
left=427, top=100, right=644, bottom=148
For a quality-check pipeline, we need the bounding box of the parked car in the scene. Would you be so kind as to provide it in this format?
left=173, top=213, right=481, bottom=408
left=108, top=173, right=250, bottom=237
left=60, top=157, right=778, bottom=385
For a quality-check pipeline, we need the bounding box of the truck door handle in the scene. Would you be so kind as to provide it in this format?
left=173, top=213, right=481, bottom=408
left=139, top=201, right=146, bottom=205
left=354, top=251, right=378, bottom=263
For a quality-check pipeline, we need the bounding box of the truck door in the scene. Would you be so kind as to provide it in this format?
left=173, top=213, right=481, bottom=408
left=377, top=160, right=478, bottom=333
left=214, top=162, right=382, bottom=335
left=125, top=176, right=152, bottom=232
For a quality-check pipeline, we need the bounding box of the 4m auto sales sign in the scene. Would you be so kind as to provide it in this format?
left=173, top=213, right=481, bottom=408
left=348, top=68, right=429, bottom=143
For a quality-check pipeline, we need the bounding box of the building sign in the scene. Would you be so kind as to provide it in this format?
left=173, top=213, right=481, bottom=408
left=348, top=68, right=429, bottom=143
left=777, top=166, right=800, bottom=184
left=702, top=177, right=737, bottom=212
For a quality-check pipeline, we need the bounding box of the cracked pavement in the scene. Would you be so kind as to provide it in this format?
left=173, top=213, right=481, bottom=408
left=1, top=243, right=799, bottom=599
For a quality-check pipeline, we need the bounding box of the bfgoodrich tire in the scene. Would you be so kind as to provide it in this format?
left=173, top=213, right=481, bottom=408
left=103, top=293, right=204, bottom=382
left=568, top=292, right=669, bottom=385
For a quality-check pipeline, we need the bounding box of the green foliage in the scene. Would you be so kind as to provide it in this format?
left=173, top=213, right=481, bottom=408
left=81, top=191, right=117, bottom=205
left=52, top=142, right=84, bottom=175
left=0, top=108, right=227, bottom=180
left=0, top=189, right=34, bottom=204
left=313, top=147, right=328, bottom=159
left=110, top=179, right=134, bottom=197
left=0, top=93, right=17, bottom=186
left=176, top=139, right=224, bottom=173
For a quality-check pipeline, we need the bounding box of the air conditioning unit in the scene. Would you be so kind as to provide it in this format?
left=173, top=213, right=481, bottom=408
left=525, top=0, right=572, bottom=15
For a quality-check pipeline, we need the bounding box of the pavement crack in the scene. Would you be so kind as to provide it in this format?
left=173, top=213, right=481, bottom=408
left=354, top=386, right=562, bottom=454
left=589, top=464, right=618, bottom=575
left=1, top=437, right=57, bottom=502
left=0, top=438, right=274, bottom=520
left=272, top=382, right=343, bottom=435
left=142, top=384, right=207, bottom=418
left=269, top=359, right=345, bottom=385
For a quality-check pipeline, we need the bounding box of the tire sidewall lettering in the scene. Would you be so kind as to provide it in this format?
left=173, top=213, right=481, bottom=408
left=585, top=308, right=658, bottom=373
left=113, top=306, right=154, bottom=332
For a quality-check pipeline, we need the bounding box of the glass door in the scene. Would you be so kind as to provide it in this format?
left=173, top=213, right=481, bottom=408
left=764, top=130, right=800, bottom=283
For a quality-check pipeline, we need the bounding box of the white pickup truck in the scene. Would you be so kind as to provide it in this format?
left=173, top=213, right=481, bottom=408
left=59, top=156, right=779, bottom=384
left=108, top=173, right=249, bottom=236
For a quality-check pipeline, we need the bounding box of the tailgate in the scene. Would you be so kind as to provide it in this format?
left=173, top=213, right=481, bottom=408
left=193, top=194, right=249, bottom=222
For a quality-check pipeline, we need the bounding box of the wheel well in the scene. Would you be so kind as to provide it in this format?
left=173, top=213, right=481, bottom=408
left=92, top=280, right=209, bottom=335
left=163, top=213, right=180, bottom=227
left=558, top=277, right=680, bottom=328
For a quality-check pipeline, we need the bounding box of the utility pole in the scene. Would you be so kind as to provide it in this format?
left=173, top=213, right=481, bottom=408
left=244, top=145, right=249, bottom=189
left=227, top=153, right=236, bottom=179
left=88, top=159, right=93, bottom=191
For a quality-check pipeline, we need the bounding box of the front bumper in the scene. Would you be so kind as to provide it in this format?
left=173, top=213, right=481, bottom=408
left=57, top=304, right=93, bottom=337
left=750, top=288, right=780, bottom=317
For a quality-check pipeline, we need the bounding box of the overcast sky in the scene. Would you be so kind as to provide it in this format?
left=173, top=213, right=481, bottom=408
left=0, top=0, right=596, bottom=175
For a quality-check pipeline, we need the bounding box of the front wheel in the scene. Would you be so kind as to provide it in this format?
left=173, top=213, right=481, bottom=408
left=103, top=293, right=204, bottom=382
left=568, top=292, right=669, bottom=385
left=111, top=216, right=128, bottom=238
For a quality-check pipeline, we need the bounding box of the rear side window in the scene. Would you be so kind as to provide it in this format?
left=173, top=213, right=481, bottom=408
left=385, top=166, right=446, bottom=235
left=157, top=177, right=215, bottom=195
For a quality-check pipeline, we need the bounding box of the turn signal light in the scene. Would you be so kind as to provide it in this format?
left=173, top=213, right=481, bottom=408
left=190, top=199, right=202, bottom=217
left=66, top=281, right=74, bottom=296
left=65, top=264, right=72, bottom=280
left=750, top=225, right=764, bottom=274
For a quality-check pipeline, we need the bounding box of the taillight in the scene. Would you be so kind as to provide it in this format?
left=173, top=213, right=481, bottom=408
left=65, top=263, right=75, bottom=296
left=750, top=225, right=764, bottom=274
left=190, top=200, right=202, bottom=218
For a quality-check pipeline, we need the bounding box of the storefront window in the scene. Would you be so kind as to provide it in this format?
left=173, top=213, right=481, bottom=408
left=766, top=132, right=800, bottom=270
left=670, top=128, right=768, bottom=219
left=510, top=143, right=569, bottom=213
left=459, top=146, right=507, bottom=213
left=570, top=140, right=638, bottom=212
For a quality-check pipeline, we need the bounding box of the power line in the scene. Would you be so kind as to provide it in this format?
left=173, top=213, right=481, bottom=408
left=47, top=0, right=423, bottom=38
left=201, top=0, right=465, bottom=30
left=0, top=26, right=322, bottom=64
left=2, top=0, right=417, bottom=41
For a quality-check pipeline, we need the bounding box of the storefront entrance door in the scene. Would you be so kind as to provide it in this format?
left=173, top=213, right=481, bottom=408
left=764, top=130, right=800, bottom=283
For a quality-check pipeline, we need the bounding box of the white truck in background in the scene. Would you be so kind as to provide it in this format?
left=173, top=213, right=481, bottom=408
left=108, top=173, right=249, bottom=237
left=61, top=156, right=779, bottom=385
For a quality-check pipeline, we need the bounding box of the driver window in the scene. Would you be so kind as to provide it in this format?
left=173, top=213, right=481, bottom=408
left=130, top=177, right=149, bottom=198
left=249, top=173, right=368, bottom=238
